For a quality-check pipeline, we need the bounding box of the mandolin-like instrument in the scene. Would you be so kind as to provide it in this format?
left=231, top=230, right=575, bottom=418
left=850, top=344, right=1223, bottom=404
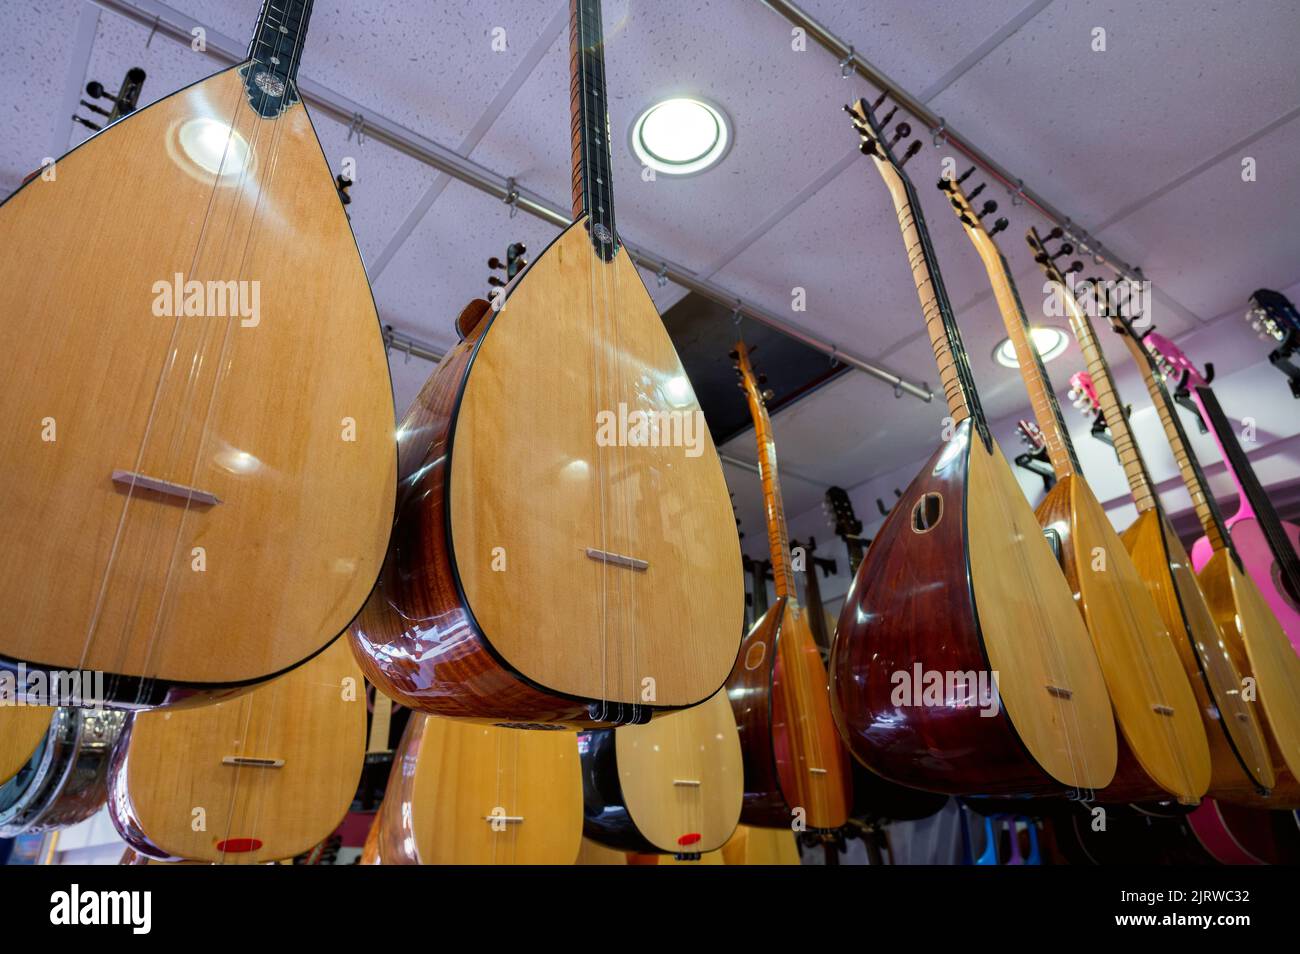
left=348, top=0, right=742, bottom=728
left=942, top=185, right=1209, bottom=804
left=0, top=0, right=395, bottom=705
left=106, top=636, right=365, bottom=864
left=369, top=714, right=582, bottom=865
left=832, top=98, right=1116, bottom=797
left=579, top=688, right=742, bottom=857
left=726, top=341, right=853, bottom=830
left=1144, top=332, right=1300, bottom=654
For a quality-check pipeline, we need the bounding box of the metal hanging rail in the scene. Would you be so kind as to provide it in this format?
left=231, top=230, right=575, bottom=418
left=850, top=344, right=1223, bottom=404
left=761, top=0, right=1143, bottom=283
left=91, top=0, right=933, bottom=402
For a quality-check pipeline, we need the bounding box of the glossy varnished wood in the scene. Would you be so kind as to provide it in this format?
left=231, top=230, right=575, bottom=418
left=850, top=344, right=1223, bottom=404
left=0, top=66, right=394, bottom=694
left=720, top=824, right=801, bottom=865
left=108, top=637, right=365, bottom=864
left=1, top=707, right=54, bottom=785
left=372, top=713, right=582, bottom=865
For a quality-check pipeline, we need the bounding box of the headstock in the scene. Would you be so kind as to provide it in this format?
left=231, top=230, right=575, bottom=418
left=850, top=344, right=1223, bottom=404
left=937, top=166, right=1009, bottom=240
left=823, top=486, right=863, bottom=541
left=1068, top=371, right=1101, bottom=417
left=730, top=340, right=773, bottom=406
left=1026, top=226, right=1084, bottom=289
left=845, top=94, right=923, bottom=176
left=1144, top=331, right=1211, bottom=390
left=486, top=242, right=528, bottom=301
left=1016, top=419, right=1046, bottom=451
left=1246, top=289, right=1300, bottom=342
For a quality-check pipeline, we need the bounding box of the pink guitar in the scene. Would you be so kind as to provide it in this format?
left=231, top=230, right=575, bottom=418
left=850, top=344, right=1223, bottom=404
left=1144, top=331, right=1300, bottom=655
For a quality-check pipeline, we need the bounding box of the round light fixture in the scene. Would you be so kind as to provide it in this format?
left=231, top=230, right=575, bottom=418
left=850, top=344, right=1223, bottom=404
left=630, top=97, right=731, bottom=176
left=993, top=326, right=1069, bottom=368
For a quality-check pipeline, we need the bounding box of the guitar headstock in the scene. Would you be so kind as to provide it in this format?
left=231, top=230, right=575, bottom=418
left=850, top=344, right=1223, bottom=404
left=823, top=486, right=863, bottom=541
left=730, top=340, right=773, bottom=406
left=938, top=167, right=1008, bottom=240
left=486, top=242, right=528, bottom=301
left=1026, top=226, right=1084, bottom=289
left=845, top=95, right=923, bottom=179
left=1016, top=418, right=1046, bottom=450
left=1246, top=289, right=1300, bottom=343
left=1144, top=330, right=1209, bottom=390
left=1068, top=371, right=1101, bottom=417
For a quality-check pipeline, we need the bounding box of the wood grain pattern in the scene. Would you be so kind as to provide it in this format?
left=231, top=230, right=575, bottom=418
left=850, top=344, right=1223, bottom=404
left=720, top=824, right=801, bottom=865
left=107, top=636, right=364, bottom=864
left=372, top=713, right=582, bottom=865
left=0, top=65, right=394, bottom=694
left=1035, top=476, right=1209, bottom=802
left=0, top=707, right=53, bottom=785
left=832, top=422, right=1117, bottom=795
left=581, top=689, right=742, bottom=854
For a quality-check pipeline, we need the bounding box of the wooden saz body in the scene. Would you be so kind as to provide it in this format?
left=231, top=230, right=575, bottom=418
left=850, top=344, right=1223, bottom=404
left=832, top=422, right=1117, bottom=796
left=720, top=823, right=802, bottom=865
left=350, top=220, right=744, bottom=726
left=370, top=712, right=582, bottom=865
left=0, top=65, right=394, bottom=704
left=1197, top=515, right=1300, bottom=654
left=107, top=636, right=365, bottom=864
left=580, top=688, right=742, bottom=856
left=1, top=707, right=55, bottom=785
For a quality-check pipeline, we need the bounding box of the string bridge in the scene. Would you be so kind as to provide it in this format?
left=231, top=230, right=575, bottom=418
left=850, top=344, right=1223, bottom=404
left=221, top=756, right=284, bottom=768
left=1045, top=685, right=1073, bottom=699
left=112, top=469, right=220, bottom=506
left=585, top=548, right=648, bottom=572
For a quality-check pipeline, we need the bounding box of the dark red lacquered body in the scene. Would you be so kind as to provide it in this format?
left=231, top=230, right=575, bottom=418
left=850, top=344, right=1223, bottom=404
left=726, top=598, right=793, bottom=827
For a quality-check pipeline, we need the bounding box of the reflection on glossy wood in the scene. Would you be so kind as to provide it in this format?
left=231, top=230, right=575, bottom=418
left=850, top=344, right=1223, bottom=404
left=1, top=707, right=54, bottom=785
left=0, top=66, right=394, bottom=698
left=107, top=638, right=364, bottom=864
left=721, top=824, right=801, bottom=865
left=575, top=837, right=627, bottom=865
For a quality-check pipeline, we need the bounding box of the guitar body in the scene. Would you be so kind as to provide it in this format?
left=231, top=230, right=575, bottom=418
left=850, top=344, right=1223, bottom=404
left=1188, top=800, right=1300, bottom=864
left=1193, top=517, right=1300, bottom=655
left=350, top=220, right=743, bottom=725
left=371, top=713, right=582, bottom=865
left=107, top=636, right=364, bottom=864
left=1121, top=508, right=1275, bottom=797
left=832, top=423, right=1116, bottom=796
left=0, top=65, right=394, bottom=703
left=581, top=689, right=742, bottom=855
left=728, top=597, right=852, bottom=829
left=1, top=708, right=54, bottom=786
left=1035, top=475, right=1210, bottom=802
left=1197, top=548, right=1300, bottom=784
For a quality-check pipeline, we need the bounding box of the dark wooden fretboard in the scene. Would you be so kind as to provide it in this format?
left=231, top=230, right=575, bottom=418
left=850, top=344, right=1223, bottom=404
left=568, top=0, right=618, bottom=261
left=243, top=0, right=314, bottom=117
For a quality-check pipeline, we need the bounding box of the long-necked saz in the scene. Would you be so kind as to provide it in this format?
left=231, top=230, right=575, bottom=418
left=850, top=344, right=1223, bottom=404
left=725, top=341, right=852, bottom=830
left=831, top=98, right=1116, bottom=797
left=1143, top=331, right=1300, bottom=655
left=0, top=0, right=395, bottom=706
left=106, top=636, right=365, bottom=864
left=1026, top=229, right=1275, bottom=804
left=349, top=0, right=743, bottom=727
left=942, top=183, right=1209, bottom=805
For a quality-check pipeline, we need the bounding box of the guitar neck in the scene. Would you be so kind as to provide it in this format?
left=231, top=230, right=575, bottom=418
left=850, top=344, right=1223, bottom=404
left=366, top=690, right=393, bottom=756
left=568, top=0, right=618, bottom=260
left=871, top=161, right=988, bottom=443
left=736, top=350, right=796, bottom=601
left=248, top=0, right=314, bottom=87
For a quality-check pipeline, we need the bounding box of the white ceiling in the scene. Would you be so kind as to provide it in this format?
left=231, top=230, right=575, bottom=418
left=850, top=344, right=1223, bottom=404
left=2, top=0, right=1297, bottom=557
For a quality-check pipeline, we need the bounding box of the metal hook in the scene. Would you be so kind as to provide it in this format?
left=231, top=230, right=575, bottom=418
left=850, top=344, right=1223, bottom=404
left=1010, top=178, right=1025, bottom=206
left=346, top=112, right=367, bottom=145
left=145, top=15, right=160, bottom=48
left=656, top=263, right=669, bottom=288
left=504, top=176, right=520, bottom=218
left=931, top=117, right=947, bottom=147
left=838, top=45, right=855, bottom=78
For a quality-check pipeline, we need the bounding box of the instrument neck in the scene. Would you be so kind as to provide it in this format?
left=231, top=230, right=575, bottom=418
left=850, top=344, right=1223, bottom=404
left=568, top=0, right=618, bottom=261
left=973, top=234, right=1080, bottom=478
left=366, top=690, right=393, bottom=756
left=741, top=382, right=796, bottom=601
left=873, top=161, right=989, bottom=447
left=248, top=0, right=314, bottom=88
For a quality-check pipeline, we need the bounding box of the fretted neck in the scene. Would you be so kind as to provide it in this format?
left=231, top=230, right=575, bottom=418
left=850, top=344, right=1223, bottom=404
left=737, top=353, right=796, bottom=601
left=1057, top=285, right=1159, bottom=512
left=568, top=0, right=618, bottom=261
left=970, top=233, right=1080, bottom=478
left=872, top=162, right=988, bottom=445
left=1116, top=331, right=1232, bottom=552
left=248, top=0, right=313, bottom=86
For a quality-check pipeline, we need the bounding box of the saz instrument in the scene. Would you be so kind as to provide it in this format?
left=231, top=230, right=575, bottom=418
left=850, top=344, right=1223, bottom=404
left=107, top=636, right=364, bottom=864
left=580, top=688, right=742, bottom=857
left=1091, top=276, right=1300, bottom=793
left=823, top=487, right=868, bottom=576
left=944, top=181, right=1209, bottom=805
left=721, top=824, right=801, bottom=865
left=0, top=0, right=394, bottom=705
left=0, top=708, right=126, bottom=837
left=1027, top=229, right=1272, bottom=801
left=1144, top=333, right=1300, bottom=654
left=1, top=707, right=55, bottom=786
left=834, top=97, right=1115, bottom=797
left=369, top=714, right=582, bottom=865
left=349, top=0, right=742, bottom=727
left=727, top=341, right=852, bottom=830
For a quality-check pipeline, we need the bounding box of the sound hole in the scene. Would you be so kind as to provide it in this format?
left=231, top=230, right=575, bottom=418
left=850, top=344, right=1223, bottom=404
left=911, top=493, right=943, bottom=533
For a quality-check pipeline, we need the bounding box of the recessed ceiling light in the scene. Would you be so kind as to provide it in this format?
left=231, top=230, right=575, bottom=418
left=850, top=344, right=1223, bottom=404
left=993, top=326, right=1069, bottom=368
left=630, top=97, right=731, bottom=176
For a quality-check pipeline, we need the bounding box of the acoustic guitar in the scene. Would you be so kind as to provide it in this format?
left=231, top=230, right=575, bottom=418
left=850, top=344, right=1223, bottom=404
left=942, top=181, right=1209, bottom=805
left=369, top=714, right=582, bottom=865
left=1026, top=229, right=1273, bottom=802
left=834, top=97, right=1115, bottom=797
left=1144, top=333, right=1300, bottom=654
left=349, top=0, right=742, bottom=727
left=106, top=636, right=364, bottom=864
left=579, top=688, right=742, bottom=858
left=0, top=0, right=395, bottom=705
left=726, top=341, right=852, bottom=830
left=1093, top=278, right=1300, bottom=794
left=1, top=708, right=55, bottom=786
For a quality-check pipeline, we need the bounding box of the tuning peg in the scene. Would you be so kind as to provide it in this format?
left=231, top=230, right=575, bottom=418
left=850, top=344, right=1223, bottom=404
left=757, top=373, right=768, bottom=386
left=887, top=121, right=911, bottom=148
left=488, top=275, right=505, bottom=287
left=488, top=257, right=505, bottom=270
left=870, top=90, right=889, bottom=111
left=728, top=348, right=739, bottom=361
left=977, top=199, right=998, bottom=219
left=1065, top=260, right=1084, bottom=275
left=880, top=105, right=898, bottom=127
left=967, top=182, right=985, bottom=200
left=761, top=389, right=775, bottom=401
left=1049, top=242, right=1074, bottom=260
left=1047, top=227, right=1064, bottom=240
left=989, top=217, right=1009, bottom=236
left=897, top=140, right=923, bottom=167
left=956, top=165, right=976, bottom=185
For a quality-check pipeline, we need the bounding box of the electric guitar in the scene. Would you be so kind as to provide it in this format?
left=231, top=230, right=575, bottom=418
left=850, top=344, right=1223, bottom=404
left=1144, top=332, right=1300, bottom=654
left=1027, top=228, right=1274, bottom=802
left=823, top=486, right=868, bottom=576
left=349, top=0, right=743, bottom=727
left=833, top=96, right=1116, bottom=797
left=944, top=179, right=1209, bottom=804
left=1246, top=289, right=1300, bottom=398
left=726, top=340, right=852, bottom=830
left=0, top=0, right=395, bottom=705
